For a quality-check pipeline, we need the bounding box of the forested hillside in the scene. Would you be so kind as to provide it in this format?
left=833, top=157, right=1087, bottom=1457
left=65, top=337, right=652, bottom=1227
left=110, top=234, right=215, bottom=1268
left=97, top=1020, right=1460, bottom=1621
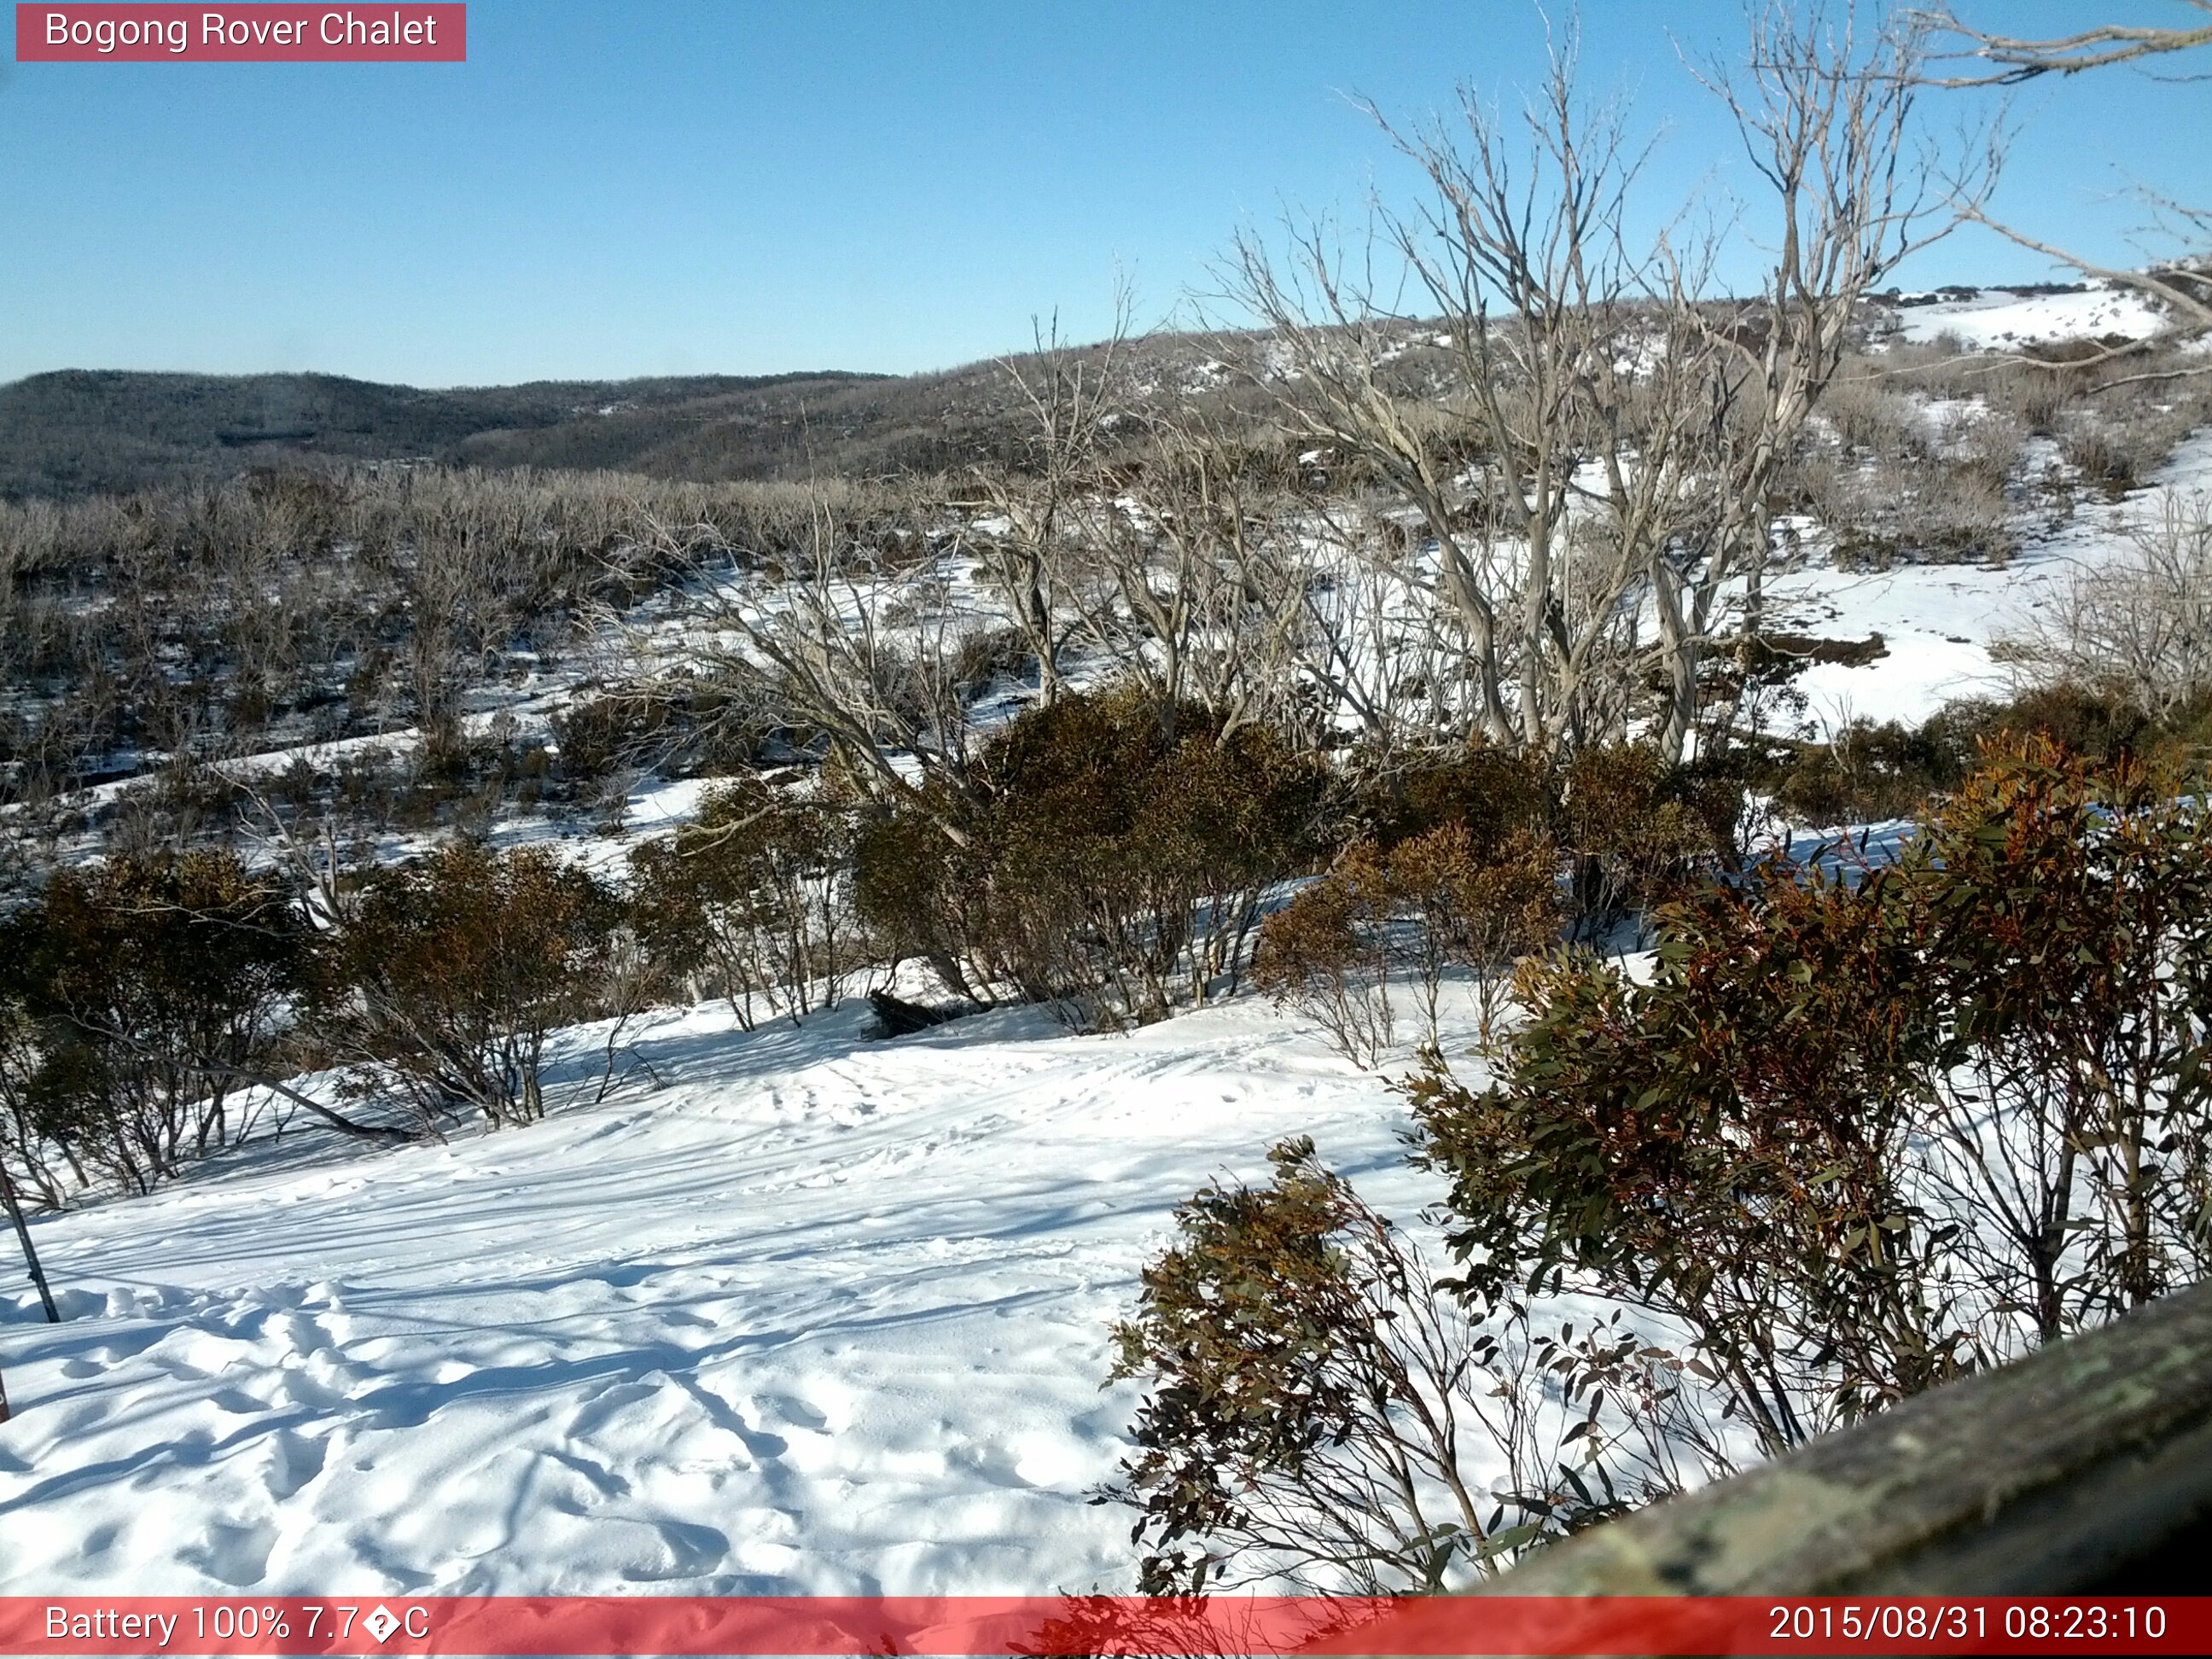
left=0, top=368, right=883, bottom=498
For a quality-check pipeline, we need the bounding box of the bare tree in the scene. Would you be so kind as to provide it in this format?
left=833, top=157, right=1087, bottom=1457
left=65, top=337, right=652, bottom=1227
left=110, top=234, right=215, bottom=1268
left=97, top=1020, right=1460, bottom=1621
left=630, top=483, right=989, bottom=838
left=1062, top=410, right=1313, bottom=741
left=1225, top=33, right=1714, bottom=762
left=1275, top=490, right=1495, bottom=764
left=963, top=297, right=1138, bottom=706
left=1672, top=3, right=1980, bottom=759
left=1918, top=5, right=2211, bottom=353
left=1227, top=8, right=1982, bottom=766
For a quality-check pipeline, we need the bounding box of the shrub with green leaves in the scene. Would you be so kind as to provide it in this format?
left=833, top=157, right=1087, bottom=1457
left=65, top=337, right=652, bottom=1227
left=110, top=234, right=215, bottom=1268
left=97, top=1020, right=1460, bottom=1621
left=630, top=776, right=858, bottom=1027
left=1558, top=742, right=1728, bottom=928
left=1121, top=740, right=2212, bottom=1593
left=1253, top=825, right=1560, bottom=1065
left=854, top=689, right=1335, bottom=1027
left=1361, top=743, right=1549, bottom=855
left=1107, top=1138, right=1693, bottom=1593
left=1409, top=738, right=2212, bottom=1455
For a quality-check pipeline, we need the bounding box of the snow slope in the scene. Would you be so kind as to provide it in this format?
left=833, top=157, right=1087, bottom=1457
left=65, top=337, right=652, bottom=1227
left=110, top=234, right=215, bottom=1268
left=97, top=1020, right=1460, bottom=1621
left=1889, top=282, right=2169, bottom=349
left=3, top=265, right=2203, bottom=1597
left=0, top=992, right=1448, bottom=1597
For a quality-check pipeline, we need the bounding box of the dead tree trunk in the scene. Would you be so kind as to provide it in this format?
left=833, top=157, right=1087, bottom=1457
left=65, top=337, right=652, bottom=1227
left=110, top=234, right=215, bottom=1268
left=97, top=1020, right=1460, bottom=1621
left=0, top=1163, right=59, bottom=1324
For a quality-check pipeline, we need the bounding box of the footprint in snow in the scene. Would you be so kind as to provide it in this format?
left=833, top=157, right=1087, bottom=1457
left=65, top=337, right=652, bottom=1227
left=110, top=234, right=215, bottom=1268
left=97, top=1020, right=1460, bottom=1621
left=276, top=1310, right=335, bottom=1358
left=563, top=1378, right=662, bottom=1441
left=948, top=1441, right=1036, bottom=1490
left=272, top=1358, right=353, bottom=1412
left=543, top=1446, right=632, bottom=1503
left=754, top=1392, right=829, bottom=1432
left=258, top=1429, right=329, bottom=1500
left=179, top=1518, right=277, bottom=1589
left=622, top=1519, right=731, bottom=1582
left=213, top=1304, right=275, bottom=1342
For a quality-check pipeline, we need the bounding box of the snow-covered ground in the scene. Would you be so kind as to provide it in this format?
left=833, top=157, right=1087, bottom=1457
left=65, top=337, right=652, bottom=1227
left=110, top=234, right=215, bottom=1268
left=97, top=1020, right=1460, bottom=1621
left=1888, top=282, right=2170, bottom=349
left=1767, top=426, right=2212, bottom=729
left=0, top=988, right=1453, bottom=1596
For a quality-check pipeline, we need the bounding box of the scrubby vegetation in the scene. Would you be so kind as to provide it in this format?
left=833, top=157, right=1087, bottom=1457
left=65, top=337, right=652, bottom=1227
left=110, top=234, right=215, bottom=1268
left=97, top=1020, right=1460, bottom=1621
left=9, top=667, right=2197, bottom=1217
left=631, top=776, right=858, bottom=1028
left=0, top=468, right=925, bottom=822
left=314, top=841, right=626, bottom=1131
left=1, top=850, right=301, bottom=1196
left=1111, top=738, right=2212, bottom=1591
left=1253, top=823, right=1559, bottom=1063
left=854, top=690, right=1336, bottom=1026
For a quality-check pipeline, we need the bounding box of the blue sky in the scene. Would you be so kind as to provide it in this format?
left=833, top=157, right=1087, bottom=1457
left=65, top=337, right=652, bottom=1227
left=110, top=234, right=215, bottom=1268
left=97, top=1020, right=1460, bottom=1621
left=1, top=1, right=2206, bottom=386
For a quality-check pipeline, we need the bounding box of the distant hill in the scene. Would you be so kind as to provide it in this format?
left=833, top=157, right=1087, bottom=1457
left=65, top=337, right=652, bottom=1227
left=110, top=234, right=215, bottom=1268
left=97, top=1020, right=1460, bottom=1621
left=9, top=286, right=2166, bottom=502
left=0, top=367, right=898, bottom=498
left=448, top=363, right=1051, bottom=484
left=0, top=332, right=1276, bottom=499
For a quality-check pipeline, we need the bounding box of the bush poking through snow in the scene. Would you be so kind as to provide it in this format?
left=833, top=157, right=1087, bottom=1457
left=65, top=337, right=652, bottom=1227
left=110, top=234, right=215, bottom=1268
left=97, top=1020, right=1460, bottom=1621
left=1558, top=743, right=1733, bottom=928
left=1360, top=743, right=1551, bottom=857
left=854, top=690, right=1336, bottom=1027
left=312, top=841, right=620, bottom=1129
left=1252, top=827, right=1560, bottom=1064
left=0, top=851, right=302, bottom=1196
left=630, top=777, right=859, bottom=1029
left=1105, top=1136, right=1695, bottom=1593
left=2003, top=492, right=2212, bottom=724
left=1408, top=738, right=2212, bottom=1461
left=1767, top=714, right=1972, bottom=827
left=1250, top=847, right=1398, bottom=1068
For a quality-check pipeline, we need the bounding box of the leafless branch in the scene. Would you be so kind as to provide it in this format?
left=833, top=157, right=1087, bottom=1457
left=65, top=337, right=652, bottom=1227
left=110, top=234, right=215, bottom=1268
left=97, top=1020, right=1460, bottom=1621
left=1913, top=3, right=2212, bottom=85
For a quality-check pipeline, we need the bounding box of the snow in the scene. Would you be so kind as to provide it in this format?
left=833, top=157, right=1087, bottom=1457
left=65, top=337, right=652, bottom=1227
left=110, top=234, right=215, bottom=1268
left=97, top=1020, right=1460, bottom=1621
left=0, top=987, right=1455, bottom=1597
left=1889, top=282, right=2169, bottom=350
left=1765, top=425, right=2212, bottom=731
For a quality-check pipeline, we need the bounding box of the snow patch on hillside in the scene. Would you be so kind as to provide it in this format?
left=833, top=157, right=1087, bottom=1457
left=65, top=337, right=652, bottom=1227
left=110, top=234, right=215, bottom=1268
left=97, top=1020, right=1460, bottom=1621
left=1764, top=425, right=2212, bottom=729
left=1889, top=282, right=2169, bottom=350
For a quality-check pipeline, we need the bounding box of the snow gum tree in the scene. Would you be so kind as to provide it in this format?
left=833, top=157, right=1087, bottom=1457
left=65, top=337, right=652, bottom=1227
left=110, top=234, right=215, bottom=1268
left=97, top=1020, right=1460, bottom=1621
left=1668, top=4, right=1982, bottom=761
left=1225, top=31, right=1720, bottom=762
left=1225, top=6, right=1987, bottom=767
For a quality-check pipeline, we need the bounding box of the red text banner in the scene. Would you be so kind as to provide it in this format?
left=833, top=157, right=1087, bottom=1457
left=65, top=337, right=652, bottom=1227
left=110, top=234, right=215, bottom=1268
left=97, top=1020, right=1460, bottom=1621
left=0, top=1596, right=2204, bottom=1656
left=15, top=5, right=465, bottom=62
